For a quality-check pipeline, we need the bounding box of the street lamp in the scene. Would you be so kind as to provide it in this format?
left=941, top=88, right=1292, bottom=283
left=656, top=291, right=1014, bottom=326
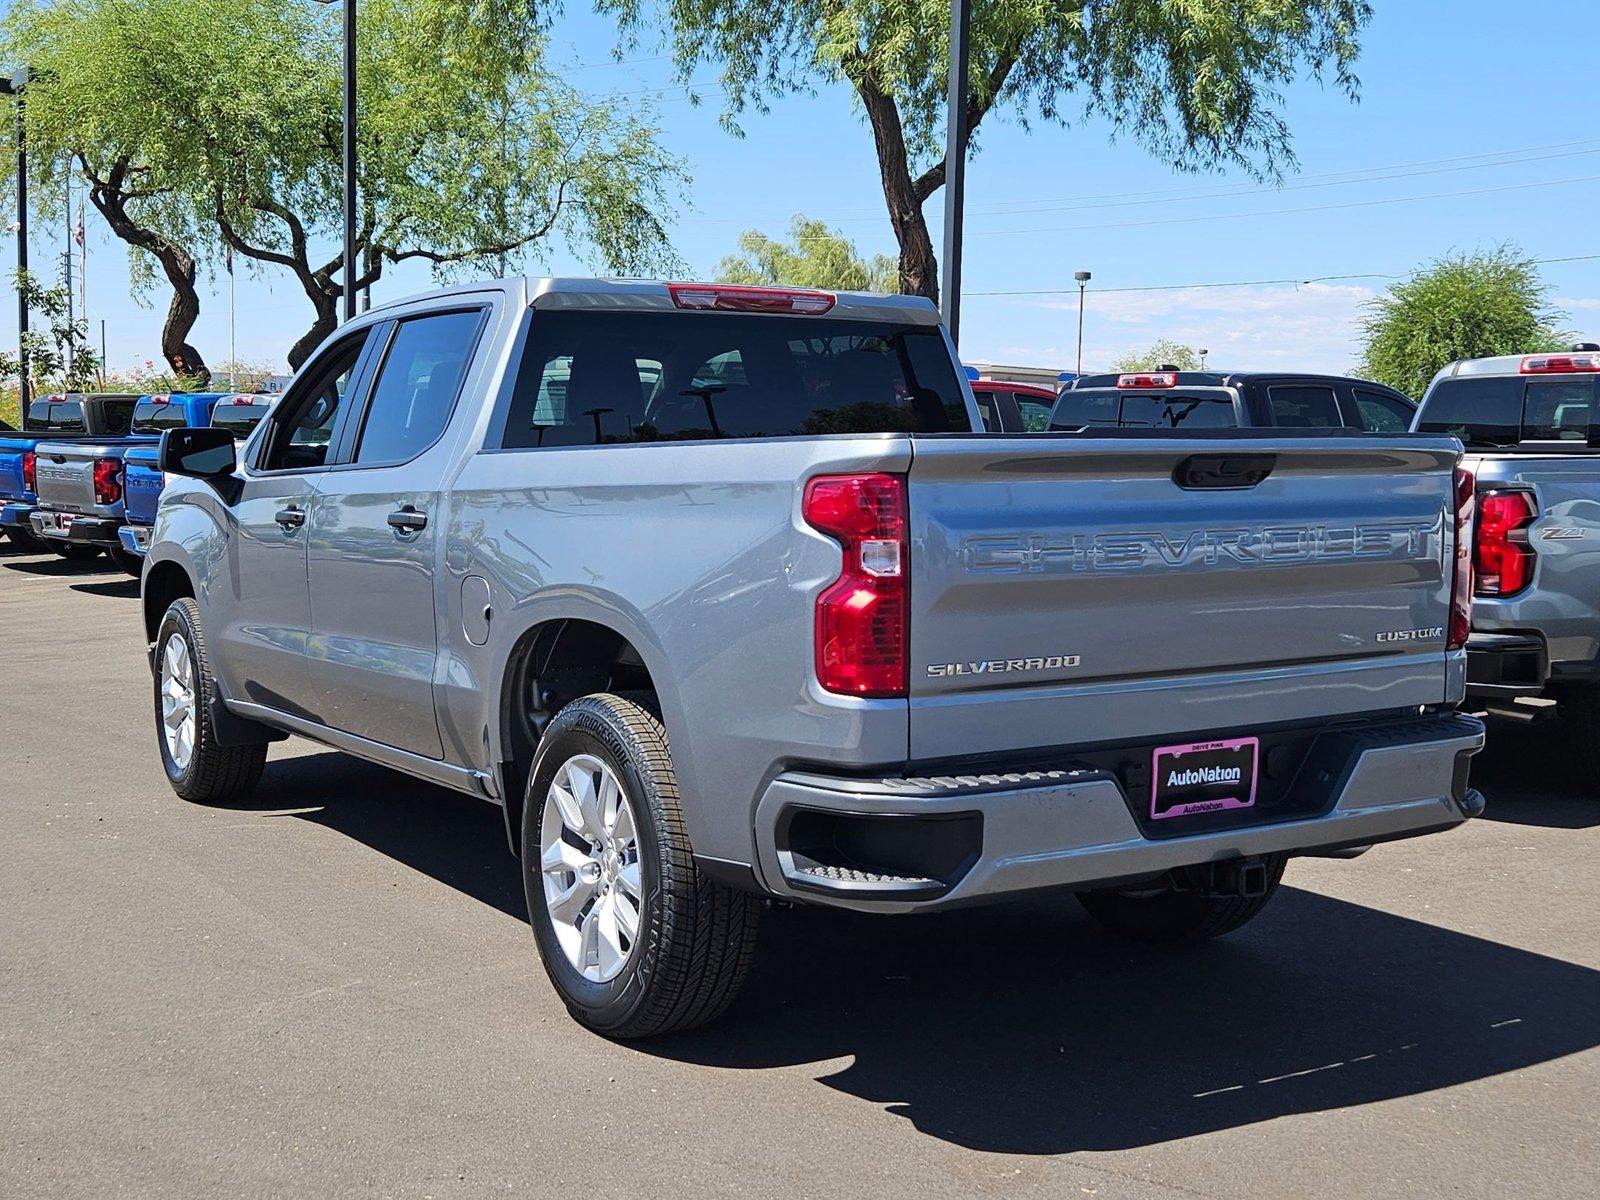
left=1073, top=270, right=1091, bottom=376
left=314, top=0, right=357, bottom=322
left=0, top=66, right=28, bottom=410
left=1199, top=347, right=1209, bottom=369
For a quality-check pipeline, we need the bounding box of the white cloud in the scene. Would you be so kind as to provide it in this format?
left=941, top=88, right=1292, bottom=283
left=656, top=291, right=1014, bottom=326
left=1555, top=295, right=1600, bottom=312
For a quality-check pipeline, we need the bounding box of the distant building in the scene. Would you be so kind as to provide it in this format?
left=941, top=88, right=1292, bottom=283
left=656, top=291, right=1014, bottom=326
left=963, top=362, right=1073, bottom=390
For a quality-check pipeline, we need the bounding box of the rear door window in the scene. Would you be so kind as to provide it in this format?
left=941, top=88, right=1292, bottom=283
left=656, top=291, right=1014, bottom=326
left=350, top=309, right=484, bottom=466
left=1014, top=394, right=1054, bottom=433
left=1052, top=388, right=1238, bottom=430
left=1267, top=385, right=1344, bottom=428
left=502, top=311, right=967, bottom=448
left=1523, top=380, right=1593, bottom=441
left=1416, top=376, right=1596, bottom=446
left=1352, top=388, right=1414, bottom=433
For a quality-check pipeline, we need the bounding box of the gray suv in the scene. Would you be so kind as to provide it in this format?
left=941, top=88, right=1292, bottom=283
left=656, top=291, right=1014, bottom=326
left=142, top=278, right=1485, bottom=1036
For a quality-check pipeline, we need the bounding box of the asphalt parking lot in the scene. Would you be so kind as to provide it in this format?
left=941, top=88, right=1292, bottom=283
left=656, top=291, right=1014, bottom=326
left=3, top=542, right=1598, bottom=1199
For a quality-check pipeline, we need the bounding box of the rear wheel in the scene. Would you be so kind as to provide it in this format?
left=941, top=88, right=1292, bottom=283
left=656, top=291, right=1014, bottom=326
left=110, top=546, right=144, bottom=576
left=153, top=598, right=267, bottom=802
left=522, top=692, right=760, bottom=1038
left=1562, top=684, right=1600, bottom=794
left=1076, top=854, right=1288, bottom=942
left=4, top=526, right=47, bottom=552
left=49, top=542, right=102, bottom=561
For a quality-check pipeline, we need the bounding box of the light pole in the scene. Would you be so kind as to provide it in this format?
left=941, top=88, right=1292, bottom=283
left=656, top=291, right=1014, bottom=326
left=1199, top=348, right=1209, bottom=369
left=1, top=67, right=28, bottom=410
left=314, top=0, right=357, bottom=322
left=1074, top=270, right=1091, bottom=376
left=939, top=0, right=972, bottom=346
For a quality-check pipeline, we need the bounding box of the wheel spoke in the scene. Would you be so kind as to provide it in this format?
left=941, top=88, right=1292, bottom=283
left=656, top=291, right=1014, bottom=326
left=617, top=861, right=641, bottom=902
left=594, top=897, right=626, bottom=976
left=548, top=875, right=595, bottom=925
left=609, top=800, right=636, bottom=849
left=548, top=779, right=584, bottom=834
left=569, top=764, right=605, bottom=842
left=613, top=891, right=640, bottom=946
left=541, top=838, right=589, bottom=876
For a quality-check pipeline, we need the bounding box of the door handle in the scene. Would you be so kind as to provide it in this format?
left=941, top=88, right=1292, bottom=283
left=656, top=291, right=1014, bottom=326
left=274, top=506, right=306, bottom=529
left=387, top=506, right=428, bottom=533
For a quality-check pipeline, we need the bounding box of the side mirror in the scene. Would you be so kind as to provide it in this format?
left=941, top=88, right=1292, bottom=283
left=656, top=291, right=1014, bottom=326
left=159, top=426, right=237, bottom=479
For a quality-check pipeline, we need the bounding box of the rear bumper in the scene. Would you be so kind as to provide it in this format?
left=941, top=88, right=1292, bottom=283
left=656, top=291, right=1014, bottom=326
left=117, top=524, right=151, bottom=556
left=752, top=712, right=1486, bottom=913
left=1, top=501, right=37, bottom=530
left=29, top=510, right=123, bottom=546
left=1466, top=632, right=1548, bottom=698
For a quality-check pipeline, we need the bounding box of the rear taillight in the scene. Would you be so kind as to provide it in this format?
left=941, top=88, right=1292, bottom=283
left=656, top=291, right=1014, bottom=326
left=93, top=458, right=122, bottom=505
left=802, top=473, right=908, bottom=697
left=1475, top=489, right=1538, bottom=597
left=21, top=450, right=36, bottom=493
left=1116, top=372, right=1177, bottom=389
left=1449, top=466, right=1476, bottom=651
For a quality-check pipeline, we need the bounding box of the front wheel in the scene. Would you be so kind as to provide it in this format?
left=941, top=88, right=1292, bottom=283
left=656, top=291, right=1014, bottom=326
left=153, top=598, right=267, bottom=802
left=522, top=693, right=759, bottom=1038
left=1076, top=854, right=1288, bottom=942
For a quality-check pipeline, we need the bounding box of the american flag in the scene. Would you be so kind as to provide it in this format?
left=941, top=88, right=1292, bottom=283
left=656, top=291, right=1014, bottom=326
left=74, top=202, right=84, bottom=249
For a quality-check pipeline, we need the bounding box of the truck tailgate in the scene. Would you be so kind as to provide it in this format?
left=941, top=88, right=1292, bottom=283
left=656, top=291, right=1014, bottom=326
left=32, top=443, right=106, bottom=514
left=907, top=435, right=1463, bottom=760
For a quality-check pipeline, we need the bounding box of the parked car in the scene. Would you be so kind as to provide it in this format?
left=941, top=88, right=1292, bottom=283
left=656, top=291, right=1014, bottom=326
left=1412, top=344, right=1600, bottom=786
left=118, top=394, right=277, bottom=564
left=28, top=393, right=234, bottom=573
left=142, top=277, right=1484, bottom=1037
left=0, top=393, right=139, bottom=555
left=969, top=379, right=1059, bottom=432
left=1051, top=370, right=1416, bottom=432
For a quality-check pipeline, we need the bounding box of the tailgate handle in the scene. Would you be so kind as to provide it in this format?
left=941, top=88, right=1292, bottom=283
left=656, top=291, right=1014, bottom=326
left=1173, top=454, right=1276, bottom=490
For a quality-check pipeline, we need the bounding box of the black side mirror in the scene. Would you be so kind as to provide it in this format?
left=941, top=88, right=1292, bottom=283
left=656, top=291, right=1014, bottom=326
left=159, top=426, right=237, bottom=479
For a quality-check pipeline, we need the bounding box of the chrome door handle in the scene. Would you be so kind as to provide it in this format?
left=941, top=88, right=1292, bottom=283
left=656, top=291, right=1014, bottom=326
left=274, top=506, right=306, bottom=529
left=387, top=506, right=428, bottom=533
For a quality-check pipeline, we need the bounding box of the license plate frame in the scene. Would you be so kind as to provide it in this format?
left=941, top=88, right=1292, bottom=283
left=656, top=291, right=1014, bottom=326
left=1150, top=736, right=1259, bottom=821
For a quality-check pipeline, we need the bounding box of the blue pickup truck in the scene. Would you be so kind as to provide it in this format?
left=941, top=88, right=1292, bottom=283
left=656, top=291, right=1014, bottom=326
left=1, top=394, right=140, bottom=555
left=28, top=393, right=272, bottom=573
left=117, top=394, right=275, bottom=564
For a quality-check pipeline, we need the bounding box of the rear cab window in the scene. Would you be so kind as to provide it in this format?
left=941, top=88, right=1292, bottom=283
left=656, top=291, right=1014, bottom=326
left=26, top=399, right=87, bottom=432
left=1051, top=389, right=1239, bottom=431
left=132, top=398, right=189, bottom=433
left=1417, top=375, right=1597, bottom=446
left=209, top=399, right=275, bottom=435
left=501, top=311, right=967, bottom=448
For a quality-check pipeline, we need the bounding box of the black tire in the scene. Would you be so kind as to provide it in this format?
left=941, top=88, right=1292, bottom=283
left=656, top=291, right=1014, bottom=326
left=153, top=598, right=267, bottom=803
left=5, top=526, right=47, bottom=552
left=1563, top=684, right=1600, bottom=793
left=49, top=541, right=102, bottom=561
left=1076, top=854, right=1288, bottom=942
left=521, top=692, right=759, bottom=1039
left=109, top=546, right=144, bottom=577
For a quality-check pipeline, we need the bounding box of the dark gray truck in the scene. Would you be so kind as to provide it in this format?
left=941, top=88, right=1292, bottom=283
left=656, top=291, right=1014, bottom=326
left=142, top=278, right=1485, bottom=1037
left=1413, top=345, right=1600, bottom=785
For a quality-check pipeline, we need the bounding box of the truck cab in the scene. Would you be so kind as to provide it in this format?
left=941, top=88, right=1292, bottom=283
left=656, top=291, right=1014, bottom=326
left=1051, top=370, right=1416, bottom=433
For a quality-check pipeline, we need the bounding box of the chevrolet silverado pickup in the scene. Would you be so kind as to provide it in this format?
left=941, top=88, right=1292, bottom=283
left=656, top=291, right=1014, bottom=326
left=1052, top=370, right=1416, bottom=433
left=1413, top=345, right=1600, bottom=787
left=117, top=394, right=276, bottom=566
left=0, top=393, right=138, bottom=554
left=142, top=278, right=1485, bottom=1037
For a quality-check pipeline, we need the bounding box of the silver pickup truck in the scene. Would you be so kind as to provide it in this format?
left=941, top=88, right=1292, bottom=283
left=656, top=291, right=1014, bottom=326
left=1413, top=345, right=1600, bottom=786
left=142, top=278, right=1485, bottom=1037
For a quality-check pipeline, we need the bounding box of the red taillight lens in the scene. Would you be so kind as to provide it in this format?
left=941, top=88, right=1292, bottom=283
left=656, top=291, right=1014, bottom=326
left=1475, top=489, right=1538, bottom=597
left=22, top=450, right=36, bottom=493
left=93, top=458, right=122, bottom=505
left=1116, top=372, right=1177, bottom=389
left=1449, top=466, right=1476, bottom=651
left=802, top=473, right=908, bottom=697
left=668, top=282, right=836, bottom=315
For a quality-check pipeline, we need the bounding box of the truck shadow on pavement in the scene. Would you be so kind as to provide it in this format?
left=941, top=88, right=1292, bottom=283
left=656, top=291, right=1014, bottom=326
left=257, top=749, right=1600, bottom=1157
left=1472, top=720, right=1600, bottom=829
left=2, top=554, right=120, bottom=577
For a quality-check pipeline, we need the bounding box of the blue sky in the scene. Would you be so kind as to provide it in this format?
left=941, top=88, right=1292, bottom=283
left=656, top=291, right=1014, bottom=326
left=13, top=0, right=1599, bottom=381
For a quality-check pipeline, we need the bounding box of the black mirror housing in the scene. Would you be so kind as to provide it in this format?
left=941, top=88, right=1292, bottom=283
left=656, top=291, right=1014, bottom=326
left=159, top=426, right=237, bottom=479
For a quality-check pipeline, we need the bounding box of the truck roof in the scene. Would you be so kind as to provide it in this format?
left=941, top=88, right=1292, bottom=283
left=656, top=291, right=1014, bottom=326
left=364, top=277, right=943, bottom=328
left=1430, top=343, right=1600, bottom=383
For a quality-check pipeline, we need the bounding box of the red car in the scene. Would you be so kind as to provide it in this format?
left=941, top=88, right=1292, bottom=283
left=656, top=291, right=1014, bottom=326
left=968, top=379, right=1059, bottom=432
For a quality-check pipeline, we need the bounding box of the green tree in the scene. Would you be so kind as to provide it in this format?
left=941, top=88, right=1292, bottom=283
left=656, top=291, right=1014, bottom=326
left=1359, top=246, right=1570, bottom=396
left=1109, top=339, right=1199, bottom=373
left=716, top=216, right=897, bottom=292
left=0, top=271, right=103, bottom=396
left=602, top=0, right=1369, bottom=299
left=5, top=0, right=687, bottom=371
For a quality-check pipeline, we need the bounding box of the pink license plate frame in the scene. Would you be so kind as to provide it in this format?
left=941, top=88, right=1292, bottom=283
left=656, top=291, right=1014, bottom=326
left=1150, top=736, right=1260, bottom=820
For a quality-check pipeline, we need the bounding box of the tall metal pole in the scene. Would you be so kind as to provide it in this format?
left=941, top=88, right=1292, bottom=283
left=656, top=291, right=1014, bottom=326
left=63, top=169, right=72, bottom=375
left=939, top=0, right=971, bottom=346
left=341, top=0, right=356, bottom=322
left=1074, top=270, right=1091, bottom=376
left=8, top=71, right=30, bottom=411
